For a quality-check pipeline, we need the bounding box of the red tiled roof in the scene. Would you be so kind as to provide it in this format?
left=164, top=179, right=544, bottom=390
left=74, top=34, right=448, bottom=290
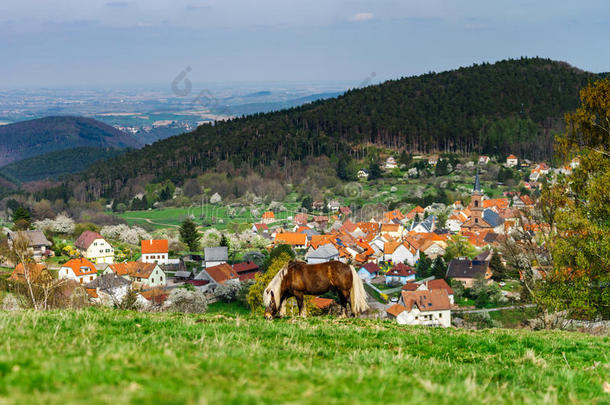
left=388, top=263, right=414, bottom=277
left=383, top=209, right=405, bottom=222
left=254, top=223, right=268, bottom=231
left=206, top=263, right=239, bottom=284
left=339, top=206, right=352, bottom=215
left=386, top=303, right=406, bottom=317
left=294, top=213, right=309, bottom=225
left=141, top=239, right=168, bottom=254
left=426, top=279, right=454, bottom=295
left=482, top=198, right=509, bottom=210
left=108, top=262, right=158, bottom=279
left=401, top=282, right=419, bottom=291
left=10, top=263, right=48, bottom=282
left=262, top=211, right=275, bottom=219
left=232, top=261, right=259, bottom=273
left=362, top=262, right=381, bottom=274
left=313, top=297, right=334, bottom=309
left=401, top=289, right=451, bottom=312
left=381, top=224, right=400, bottom=233
left=341, top=220, right=358, bottom=233
left=238, top=272, right=257, bottom=281
left=75, top=230, right=104, bottom=250
left=356, top=222, right=379, bottom=234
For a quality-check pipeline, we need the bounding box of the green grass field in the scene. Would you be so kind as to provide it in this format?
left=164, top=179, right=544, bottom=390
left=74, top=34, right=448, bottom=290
left=0, top=308, right=608, bottom=404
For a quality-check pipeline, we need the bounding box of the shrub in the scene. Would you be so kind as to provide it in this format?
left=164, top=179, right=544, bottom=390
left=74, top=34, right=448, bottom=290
left=214, top=279, right=241, bottom=303
left=164, top=289, right=208, bottom=313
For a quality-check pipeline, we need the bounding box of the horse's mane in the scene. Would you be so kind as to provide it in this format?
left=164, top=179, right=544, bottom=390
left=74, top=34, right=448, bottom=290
left=263, top=261, right=293, bottom=308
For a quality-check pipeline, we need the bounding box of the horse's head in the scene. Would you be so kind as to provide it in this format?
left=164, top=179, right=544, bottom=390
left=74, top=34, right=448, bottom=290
left=264, top=289, right=277, bottom=320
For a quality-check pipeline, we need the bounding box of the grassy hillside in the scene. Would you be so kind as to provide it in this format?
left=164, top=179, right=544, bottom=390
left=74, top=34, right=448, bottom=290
left=0, top=146, right=128, bottom=182
left=0, top=308, right=608, bottom=404
left=0, top=116, right=141, bottom=166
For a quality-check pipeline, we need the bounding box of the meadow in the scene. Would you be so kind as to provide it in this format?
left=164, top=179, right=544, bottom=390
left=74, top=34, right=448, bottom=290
left=0, top=308, right=608, bottom=404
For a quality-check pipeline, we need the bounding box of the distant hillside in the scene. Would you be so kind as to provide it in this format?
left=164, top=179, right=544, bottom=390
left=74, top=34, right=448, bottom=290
left=77, top=58, right=598, bottom=197
left=219, top=91, right=344, bottom=116
left=0, top=116, right=141, bottom=166
left=0, top=146, right=129, bottom=183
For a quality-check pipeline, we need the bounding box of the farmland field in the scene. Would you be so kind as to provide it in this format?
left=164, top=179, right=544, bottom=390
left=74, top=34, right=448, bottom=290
left=0, top=308, right=608, bottom=404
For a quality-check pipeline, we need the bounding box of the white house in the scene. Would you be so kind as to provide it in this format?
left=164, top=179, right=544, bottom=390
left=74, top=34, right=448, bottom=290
left=141, top=239, right=169, bottom=264
left=7, top=230, right=52, bottom=262
left=385, top=263, right=416, bottom=285
left=385, top=156, right=397, bottom=170
left=478, top=156, right=490, bottom=165
left=84, top=273, right=132, bottom=306
left=357, top=169, right=369, bottom=179
left=387, top=289, right=451, bottom=327
left=380, top=223, right=403, bottom=239
left=357, top=262, right=381, bottom=281
left=59, top=257, right=98, bottom=284
left=401, top=279, right=455, bottom=305
left=446, top=211, right=467, bottom=233
left=104, top=262, right=167, bottom=287
left=305, top=244, right=340, bottom=264
left=204, top=246, right=229, bottom=269
left=389, top=242, right=419, bottom=266
left=75, top=230, right=114, bottom=264
left=506, top=154, right=518, bottom=167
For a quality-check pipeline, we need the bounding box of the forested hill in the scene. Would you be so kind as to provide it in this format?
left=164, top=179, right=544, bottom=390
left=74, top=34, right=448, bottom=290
left=82, top=58, right=597, bottom=193
left=0, top=116, right=141, bottom=166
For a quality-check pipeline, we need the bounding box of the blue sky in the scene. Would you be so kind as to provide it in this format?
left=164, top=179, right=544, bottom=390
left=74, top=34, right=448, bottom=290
left=0, top=0, right=608, bottom=87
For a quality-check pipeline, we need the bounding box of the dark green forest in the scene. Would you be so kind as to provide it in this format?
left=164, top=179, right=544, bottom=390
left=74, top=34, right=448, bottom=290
left=71, top=58, right=598, bottom=198
left=0, top=146, right=128, bottom=183
left=0, top=116, right=140, bottom=166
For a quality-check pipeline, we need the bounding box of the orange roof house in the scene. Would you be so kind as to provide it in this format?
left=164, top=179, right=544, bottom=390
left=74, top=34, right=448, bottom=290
left=141, top=239, right=169, bottom=254
left=10, top=263, right=49, bottom=282
left=61, top=258, right=97, bottom=277
left=383, top=209, right=405, bottom=223
left=482, top=198, right=509, bottom=210
left=406, top=206, right=425, bottom=220
left=275, top=232, right=308, bottom=247
left=262, top=211, right=275, bottom=219
left=205, top=263, right=239, bottom=284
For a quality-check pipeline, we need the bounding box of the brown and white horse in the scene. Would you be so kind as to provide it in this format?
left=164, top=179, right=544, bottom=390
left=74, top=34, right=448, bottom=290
left=263, top=260, right=368, bottom=319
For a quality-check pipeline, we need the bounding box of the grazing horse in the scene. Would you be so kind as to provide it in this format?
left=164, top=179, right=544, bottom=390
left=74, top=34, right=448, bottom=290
left=263, top=260, right=368, bottom=319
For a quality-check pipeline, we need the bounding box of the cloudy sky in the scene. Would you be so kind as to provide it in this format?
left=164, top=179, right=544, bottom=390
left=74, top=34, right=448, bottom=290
left=0, top=0, right=608, bottom=87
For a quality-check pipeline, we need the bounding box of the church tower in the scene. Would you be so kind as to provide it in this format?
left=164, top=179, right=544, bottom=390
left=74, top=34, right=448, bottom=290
left=470, top=171, right=484, bottom=226
left=460, top=171, right=491, bottom=233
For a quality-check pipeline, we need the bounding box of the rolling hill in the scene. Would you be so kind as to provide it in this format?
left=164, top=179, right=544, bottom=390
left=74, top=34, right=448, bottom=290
left=0, top=116, right=141, bottom=166
left=0, top=146, right=129, bottom=183
left=71, top=58, right=600, bottom=197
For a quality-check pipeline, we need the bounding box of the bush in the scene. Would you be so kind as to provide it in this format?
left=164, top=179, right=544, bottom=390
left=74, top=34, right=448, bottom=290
left=164, top=289, right=208, bottom=313
left=214, top=279, right=241, bottom=302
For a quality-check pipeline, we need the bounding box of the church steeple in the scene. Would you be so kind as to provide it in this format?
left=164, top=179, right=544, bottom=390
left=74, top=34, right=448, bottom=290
left=473, top=170, right=482, bottom=195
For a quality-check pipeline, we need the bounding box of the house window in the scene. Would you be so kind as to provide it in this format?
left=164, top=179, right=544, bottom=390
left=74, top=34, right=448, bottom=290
left=474, top=200, right=478, bottom=207
left=415, top=316, right=418, bottom=320
left=90, top=276, right=93, bottom=281
left=475, top=218, right=478, bottom=223
left=152, top=278, right=155, bottom=283
left=79, top=279, right=83, bottom=284
left=439, top=313, right=442, bottom=318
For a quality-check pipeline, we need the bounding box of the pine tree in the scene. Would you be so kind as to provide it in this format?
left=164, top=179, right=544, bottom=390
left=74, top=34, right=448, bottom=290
left=431, top=257, right=447, bottom=280
left=179, top=218, right=201, bottom=252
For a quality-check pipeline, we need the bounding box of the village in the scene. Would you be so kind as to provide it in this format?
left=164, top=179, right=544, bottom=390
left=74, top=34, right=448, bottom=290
left=1, top=153, right=579, bottom=327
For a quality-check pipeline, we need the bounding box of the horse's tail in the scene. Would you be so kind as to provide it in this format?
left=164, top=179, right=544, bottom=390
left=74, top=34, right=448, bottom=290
left=349, top=265, right=369, bottom=316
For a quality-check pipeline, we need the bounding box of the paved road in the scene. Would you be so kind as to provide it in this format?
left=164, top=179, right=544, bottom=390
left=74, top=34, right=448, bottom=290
left=452, top=304, right=535, bottom=314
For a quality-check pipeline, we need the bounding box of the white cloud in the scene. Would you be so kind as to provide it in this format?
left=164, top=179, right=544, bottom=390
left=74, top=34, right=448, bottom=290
left=349, top=12, right=374, bottom=22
